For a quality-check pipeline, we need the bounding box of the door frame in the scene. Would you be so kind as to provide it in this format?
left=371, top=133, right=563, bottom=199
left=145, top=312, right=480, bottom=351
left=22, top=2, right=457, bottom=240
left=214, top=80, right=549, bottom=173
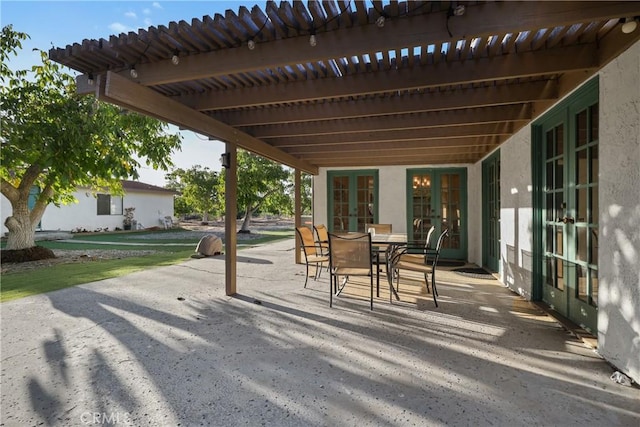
left=531, top=77, right=599, bottom=331
left=405, top=167, right=467, bottom=260
left=326, top=169, right=379, bottom=232
left=482, top=150, right=500, bottom=272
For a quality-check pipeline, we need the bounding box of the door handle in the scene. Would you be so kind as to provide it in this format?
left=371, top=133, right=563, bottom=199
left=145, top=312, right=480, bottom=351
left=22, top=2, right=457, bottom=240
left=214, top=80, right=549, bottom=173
left=561, top=216, right=575, bottom=224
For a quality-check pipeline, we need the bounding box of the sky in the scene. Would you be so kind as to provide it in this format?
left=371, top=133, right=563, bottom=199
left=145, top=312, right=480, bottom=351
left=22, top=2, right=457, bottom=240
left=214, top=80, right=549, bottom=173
left=1, top=1, right=256, bottom=187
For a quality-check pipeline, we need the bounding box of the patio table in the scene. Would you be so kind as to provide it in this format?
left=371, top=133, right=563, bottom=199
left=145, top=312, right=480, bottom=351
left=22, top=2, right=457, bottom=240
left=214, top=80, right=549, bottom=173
left=370, top=233, right=407, bottom=300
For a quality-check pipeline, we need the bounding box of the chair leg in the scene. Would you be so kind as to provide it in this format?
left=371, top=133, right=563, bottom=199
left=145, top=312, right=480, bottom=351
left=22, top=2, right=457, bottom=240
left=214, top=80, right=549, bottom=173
left=431, top=274, right=438, bottom=307
left=369, top=275, right=374, bottom=310
left=423, top=272, right=430, bottom=294
left=330, top=273, right=334, bottom=307
left=304, top=263, right=309, bottom=288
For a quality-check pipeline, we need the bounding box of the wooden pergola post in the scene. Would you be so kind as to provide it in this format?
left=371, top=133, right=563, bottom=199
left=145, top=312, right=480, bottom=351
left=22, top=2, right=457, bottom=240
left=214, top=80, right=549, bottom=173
left=294, top=169, right=302, bottom=265
left=224, top=144, right=237, bottom=295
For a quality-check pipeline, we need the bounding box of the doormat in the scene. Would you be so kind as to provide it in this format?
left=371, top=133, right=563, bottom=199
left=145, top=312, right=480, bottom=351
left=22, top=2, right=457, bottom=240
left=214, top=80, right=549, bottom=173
left=452, top=267, right=495, bottom=280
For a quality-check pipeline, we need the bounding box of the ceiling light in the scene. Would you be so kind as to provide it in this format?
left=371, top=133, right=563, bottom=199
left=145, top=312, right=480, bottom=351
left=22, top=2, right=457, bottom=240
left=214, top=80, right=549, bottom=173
left=309, top=34, right=317, bottom=47
left=621, top=17, right=638, bottom=34
left=130, top=66, right=138, bottom=78
left=247, top=39, right=256, bottom=50
left=376, top=15, right=385, bottom=28
left=171, top=52, right=180, bottom=65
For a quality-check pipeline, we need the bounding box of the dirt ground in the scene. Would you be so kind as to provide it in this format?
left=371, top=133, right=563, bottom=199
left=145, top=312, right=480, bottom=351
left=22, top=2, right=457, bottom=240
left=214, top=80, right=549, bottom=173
left=1, top=217, right=295, bottom=275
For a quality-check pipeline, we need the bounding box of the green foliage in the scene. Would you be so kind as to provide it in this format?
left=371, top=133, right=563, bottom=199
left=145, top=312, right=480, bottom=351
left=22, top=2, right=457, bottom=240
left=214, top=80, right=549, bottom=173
left=0, top=26, right=182, bottom=249
left=233, top=150, right=291, bottom=215
left=165, top=165, right=221, bottom=219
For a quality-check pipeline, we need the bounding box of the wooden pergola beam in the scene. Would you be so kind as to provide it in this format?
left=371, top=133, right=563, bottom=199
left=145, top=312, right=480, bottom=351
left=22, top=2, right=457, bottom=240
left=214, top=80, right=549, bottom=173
left=212, top=80, right=557, bottom=126
left=100, top=71, right=317, bottom=175
left=183, top=44, right=596, bottom=110
left=108, top=2, right=640, bottom=86
left=244, top=105, right=531, bottom=138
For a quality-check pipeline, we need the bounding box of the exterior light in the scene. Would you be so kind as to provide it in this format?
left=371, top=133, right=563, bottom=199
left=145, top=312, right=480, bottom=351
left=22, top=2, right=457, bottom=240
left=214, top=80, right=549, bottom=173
left=247, top=39, right=256, bottom=50
left=130, top=66, right=138, bottom=78
left=220, top=152, right=230, bottom=169
left=376, top=15, right=385, bottom=28
left=309, top=34, right=317, bottom=47
left=171, top=51, right=180, bottom=65
left=621, top=17, right=638, bottom=34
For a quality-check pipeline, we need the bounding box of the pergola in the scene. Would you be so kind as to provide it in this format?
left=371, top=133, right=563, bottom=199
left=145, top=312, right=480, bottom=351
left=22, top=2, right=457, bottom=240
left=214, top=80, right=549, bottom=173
left=49, top=1, right=640, bottom=294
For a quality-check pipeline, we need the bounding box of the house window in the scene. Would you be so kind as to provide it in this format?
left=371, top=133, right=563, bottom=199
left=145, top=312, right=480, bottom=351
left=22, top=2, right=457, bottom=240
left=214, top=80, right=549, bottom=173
left=97, top=194, right=123, bottom=215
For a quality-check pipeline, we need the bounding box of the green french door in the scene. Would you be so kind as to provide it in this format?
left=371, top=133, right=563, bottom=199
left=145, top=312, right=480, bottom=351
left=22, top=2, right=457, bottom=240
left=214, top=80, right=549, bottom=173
left=407, top=168, right=467, bottom=260
left=327, top=170, right=378, bottom=232
left=482, top=151, right=500, bottom=272
left=534, top=78, right=599, bottom=333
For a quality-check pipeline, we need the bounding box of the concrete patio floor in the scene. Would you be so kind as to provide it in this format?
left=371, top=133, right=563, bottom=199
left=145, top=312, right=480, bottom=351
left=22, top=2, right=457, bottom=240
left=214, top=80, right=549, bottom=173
left=1, top=238, right=638, bottom=426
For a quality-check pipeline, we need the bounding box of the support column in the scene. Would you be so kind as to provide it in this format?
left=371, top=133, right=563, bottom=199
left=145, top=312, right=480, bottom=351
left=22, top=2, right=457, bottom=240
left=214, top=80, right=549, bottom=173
left=224, top=144, right=237, bottom=295
left=294, top=169, right=302, bottom=265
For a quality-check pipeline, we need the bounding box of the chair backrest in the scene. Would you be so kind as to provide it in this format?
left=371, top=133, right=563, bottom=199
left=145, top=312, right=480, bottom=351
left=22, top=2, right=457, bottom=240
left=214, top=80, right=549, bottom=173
left=364, top=223, right=392, bottom=234
left=429, top=228, right=449, bottom=265
left=314, top=224, right=329, bottom=246
left=424, top=225, right=436, bottom=249
left=328, top=232, right=372, bottom=272
left=296, top=226, right=319, bottom=256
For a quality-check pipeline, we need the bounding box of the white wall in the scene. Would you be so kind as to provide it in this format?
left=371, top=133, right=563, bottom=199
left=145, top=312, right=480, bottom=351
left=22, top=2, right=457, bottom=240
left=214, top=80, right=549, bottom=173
left=466, top=161, right=482, bottom=266
left=2, top=188, right=174, bottom=233
left=597, top=40, right=640, bottom=382
left=499, top=127, right=534, bottom=299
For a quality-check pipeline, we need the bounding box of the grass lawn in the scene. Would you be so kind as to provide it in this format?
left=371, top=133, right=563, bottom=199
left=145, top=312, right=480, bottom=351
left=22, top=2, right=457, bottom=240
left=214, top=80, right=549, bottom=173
left=1, top=229, right=293, bottom=302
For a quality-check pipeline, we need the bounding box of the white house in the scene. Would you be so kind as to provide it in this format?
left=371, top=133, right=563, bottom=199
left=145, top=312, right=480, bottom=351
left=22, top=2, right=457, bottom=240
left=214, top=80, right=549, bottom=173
left=1, top=180, right=177, bottom=233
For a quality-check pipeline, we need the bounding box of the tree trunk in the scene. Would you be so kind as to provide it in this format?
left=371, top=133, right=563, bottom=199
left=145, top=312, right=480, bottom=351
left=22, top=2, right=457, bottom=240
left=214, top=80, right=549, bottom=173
left=240, top=204, right=254, bottom=232
left=4, top=207, right=38, bottom=250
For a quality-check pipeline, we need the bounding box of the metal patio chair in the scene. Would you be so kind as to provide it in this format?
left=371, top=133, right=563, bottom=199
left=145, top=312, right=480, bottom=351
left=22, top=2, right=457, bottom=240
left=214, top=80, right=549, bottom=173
left=389, top=228, right=448, bottom=308
left=328, top=232, right=374, bottom=310
left=295, top=226, right=330, bottom=288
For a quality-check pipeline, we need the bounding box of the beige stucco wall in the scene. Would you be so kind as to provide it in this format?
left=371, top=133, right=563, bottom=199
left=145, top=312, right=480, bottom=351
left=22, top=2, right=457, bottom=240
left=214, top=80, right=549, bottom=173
left=597, top=40, right=640, bottom=382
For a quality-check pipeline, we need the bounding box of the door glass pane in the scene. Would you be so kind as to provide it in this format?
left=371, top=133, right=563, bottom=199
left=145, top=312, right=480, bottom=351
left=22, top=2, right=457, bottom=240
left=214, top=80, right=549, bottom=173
left=555, top=124, right=564, bottom=155
left=556, top=259, right=565, bottom=291
left=556, top=226, right=563, bottom=256
left=576, top=188, right=587, bottom=222
left=441, top=173, right=462, bottom=250
left=546, top=130, right=554, bottom=156
left=555, top=192, right=563, bottom=221
left=576, top=226, right=587, bottom=262
left=411, top=173, right=432, bottom=241
left=356, top=175, right=374, bottom=231
left=590, top=146, right=598, bottom=183
left=576, top=148, right=588, bottom=185
left=332, top=176, right=349, bottom=231
left=576, top=109, right=588, bottom=147
left=577, top=264, right=588, bottom=302
left=545, top=256, right=554, bottom=286
left=554, top=159, right=563, bottom=189
left=546, top=225, right=554, bottom=252
left=546, top=162, right=554, bottom=191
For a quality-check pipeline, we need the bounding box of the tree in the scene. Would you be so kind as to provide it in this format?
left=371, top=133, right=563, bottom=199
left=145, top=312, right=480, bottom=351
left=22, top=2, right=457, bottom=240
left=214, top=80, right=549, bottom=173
left=165, top=165, right=221, bottom=221
left=224, top=150, right=290, bottom=232
left=0, top=26, right=182, bottom=251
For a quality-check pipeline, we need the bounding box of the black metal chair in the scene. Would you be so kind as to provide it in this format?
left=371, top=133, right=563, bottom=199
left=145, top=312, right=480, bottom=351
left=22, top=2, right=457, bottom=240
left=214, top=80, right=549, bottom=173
left=328, top=232, right=374, bottom=310
left=389, top=228, right=448, bottom=307
left=295, top=226, right=329, bottom=288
